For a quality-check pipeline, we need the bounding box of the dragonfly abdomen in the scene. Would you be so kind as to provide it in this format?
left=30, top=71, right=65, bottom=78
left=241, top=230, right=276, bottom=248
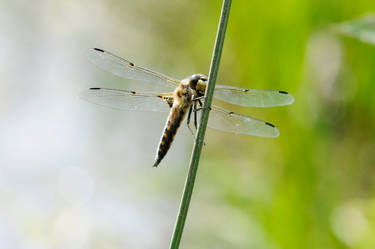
left=153, top=82, right=193, bottom=167
left=153, top=106, right=188, bottom=167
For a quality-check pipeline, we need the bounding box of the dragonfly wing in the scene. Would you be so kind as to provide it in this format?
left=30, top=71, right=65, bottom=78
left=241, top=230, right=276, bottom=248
left=207, top=105, right=279, bottom=137
left=214, top=85, right=294, bottom=107
left=87, top=48, right=179, bottom=89
left=80, top=88, right=173, bottom=112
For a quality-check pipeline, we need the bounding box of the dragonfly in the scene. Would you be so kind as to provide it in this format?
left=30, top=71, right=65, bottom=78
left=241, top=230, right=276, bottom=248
left=81, top=48, right=294, bottom=167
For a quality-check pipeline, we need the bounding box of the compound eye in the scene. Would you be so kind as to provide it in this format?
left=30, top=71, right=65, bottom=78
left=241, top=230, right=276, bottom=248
left=189, top=79, right=198, bottom=89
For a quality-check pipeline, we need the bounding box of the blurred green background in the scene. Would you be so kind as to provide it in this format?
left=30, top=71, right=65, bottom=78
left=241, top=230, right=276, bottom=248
left=1, top=0, right=375, bottom=248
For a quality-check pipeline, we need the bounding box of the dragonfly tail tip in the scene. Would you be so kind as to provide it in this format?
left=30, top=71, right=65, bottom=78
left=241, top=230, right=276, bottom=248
left=153, top=160, right=161, bottom=167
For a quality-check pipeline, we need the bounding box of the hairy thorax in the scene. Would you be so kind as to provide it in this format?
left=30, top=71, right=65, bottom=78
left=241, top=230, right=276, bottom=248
left=173, top=82, right=193, bottom=110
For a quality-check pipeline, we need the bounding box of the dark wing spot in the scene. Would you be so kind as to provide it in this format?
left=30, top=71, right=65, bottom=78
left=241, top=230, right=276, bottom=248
left=129, top=62, right=135, bottom=67
left=228, top=111, right=234, bottom=115
left=265, top=122, right=275, bottom=128
left=279, top=91, right=288, bottom=94
left=90, top=87, right=101, bottom=90
left=243, top=89, right=249, bottom=92
left=130, top=91, right=136, bottom=94
left=93, top=48, right=104, bottom=52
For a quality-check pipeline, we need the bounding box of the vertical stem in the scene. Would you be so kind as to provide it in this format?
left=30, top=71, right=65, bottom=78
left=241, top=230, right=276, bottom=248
left=169, top=1, right=232, bottom=248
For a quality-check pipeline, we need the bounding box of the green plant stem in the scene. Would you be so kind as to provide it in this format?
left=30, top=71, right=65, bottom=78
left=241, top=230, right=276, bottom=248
left=169, top=1, right=232, bottom=248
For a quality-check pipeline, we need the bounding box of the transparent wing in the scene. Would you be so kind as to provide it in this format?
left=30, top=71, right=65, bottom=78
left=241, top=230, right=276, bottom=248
left=80, top=88, right=173, bottom=112
left=207, top=105, right=280, bottom=137
left=214, top=85, right=294, bottom=107
left=87, top=48, right=179, bottom=89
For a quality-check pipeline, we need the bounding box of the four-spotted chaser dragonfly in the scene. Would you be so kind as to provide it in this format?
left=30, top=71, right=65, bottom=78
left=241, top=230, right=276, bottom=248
left=81, top=48, right=294, bottom=167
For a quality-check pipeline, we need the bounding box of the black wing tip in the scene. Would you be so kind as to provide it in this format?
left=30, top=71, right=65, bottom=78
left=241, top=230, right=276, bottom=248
left=93, top=48, right=105, bottom=52
left=279, top=91, right=289, bottom=94
left=89, top=87, right=101, bottom=90
left=265, top=122, right=275, bottom=128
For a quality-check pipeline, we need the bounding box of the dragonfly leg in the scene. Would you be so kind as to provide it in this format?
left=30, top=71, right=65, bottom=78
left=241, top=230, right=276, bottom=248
left=194, top=106, right=211, bottom=112
left=186, top=106, right=195, bottom=138
left=187, top=104, right=192, bottom=125
left=193, top=101, right=198, bottom=130
left=192, top=96, right=205, bottom=101
left=186, top=104, right=206, bottom=145
left=198, top=99, right=203, bottom=107
left=191, top=101, right=207, bottom=146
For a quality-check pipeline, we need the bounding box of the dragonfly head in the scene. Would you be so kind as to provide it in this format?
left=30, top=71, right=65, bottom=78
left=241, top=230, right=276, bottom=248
left=184, top=74, right=208, bottom=91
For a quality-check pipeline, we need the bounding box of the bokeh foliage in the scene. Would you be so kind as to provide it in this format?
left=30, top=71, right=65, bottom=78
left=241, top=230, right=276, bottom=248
left=167, top=1, right=375, bottom=249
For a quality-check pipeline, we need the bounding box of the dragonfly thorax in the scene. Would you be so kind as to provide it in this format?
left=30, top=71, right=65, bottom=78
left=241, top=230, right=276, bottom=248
left=174, top=83, right=193, bottom=108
